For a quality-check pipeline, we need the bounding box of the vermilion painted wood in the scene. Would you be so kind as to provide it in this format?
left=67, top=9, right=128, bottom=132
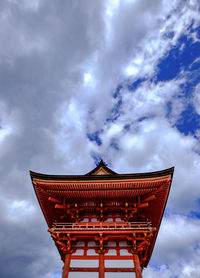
left=70, top=267, right=98, bottom=272
left=30, top=161, right=174, bottom=278
left=99, top=253, right=105, bottom=278
left=71, top=255, right=133, bottom=260
left=62, top=254, right=71, bottom=278
left=133, top=253, right=142, bottom=278
left=69, top=267, right=135, bottom=272
left=105, top=267, right=135, bottom=272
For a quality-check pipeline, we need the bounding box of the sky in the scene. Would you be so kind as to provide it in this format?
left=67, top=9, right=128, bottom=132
left=0, top=0, right=200, bottom=277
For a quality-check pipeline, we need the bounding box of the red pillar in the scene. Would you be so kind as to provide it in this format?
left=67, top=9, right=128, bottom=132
left=133, top=253, right=142, bottom=278
left=62, top=253, right=71, bottom=278
left=99, top=253, right=105, bottom=278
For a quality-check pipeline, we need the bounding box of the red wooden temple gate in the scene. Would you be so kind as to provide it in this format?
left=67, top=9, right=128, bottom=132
left=30, top=161, right=174, bottom=278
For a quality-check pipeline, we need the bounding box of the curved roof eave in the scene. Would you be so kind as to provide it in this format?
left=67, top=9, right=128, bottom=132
left=30, top=166, right=174, bottom=181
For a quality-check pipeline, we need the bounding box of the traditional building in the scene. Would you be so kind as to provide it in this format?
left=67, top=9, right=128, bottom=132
left=30, top=161, right=174, bottom=278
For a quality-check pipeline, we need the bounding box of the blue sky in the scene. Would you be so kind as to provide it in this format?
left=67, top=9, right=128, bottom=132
left=0, top=0, right=200, bottom=278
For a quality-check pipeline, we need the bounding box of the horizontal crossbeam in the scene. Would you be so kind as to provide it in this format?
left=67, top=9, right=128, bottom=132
left=71, top=255, right=133, bottom=260
left=70, top=267, right=135, bottom=272
left=54, top=221, right=152, bottom=231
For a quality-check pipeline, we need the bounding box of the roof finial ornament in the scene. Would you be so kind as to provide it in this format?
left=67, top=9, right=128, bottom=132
left=96, top=158, right=102, bottom=166
left=97, top=159, right=107, bottom=167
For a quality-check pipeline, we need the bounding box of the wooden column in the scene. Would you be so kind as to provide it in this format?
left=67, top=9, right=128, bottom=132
left=62, top=253, right=71, bottom=278
left=133, top=253, right=142, bottom=278
left=99, top=253, right=105, bottom=278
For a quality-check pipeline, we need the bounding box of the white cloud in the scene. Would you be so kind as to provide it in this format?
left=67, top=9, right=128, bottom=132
left=193, top=83, right=200, bottom=115
left=124, top=65, right=139, bottom=76
left=143, top=215, right=200, bottom=277
left=7, top=200, right=35, bottom=223
left=83, top=72, right=96, bottom=88
left=153, top=215, right=200, bottom=263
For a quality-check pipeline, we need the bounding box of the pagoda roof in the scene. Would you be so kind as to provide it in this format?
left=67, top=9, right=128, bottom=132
left=30, top=162, right=174, bottom=267
left=30, top=160, right=174, bottom=181
left=30, top=162, right=174, bottom=225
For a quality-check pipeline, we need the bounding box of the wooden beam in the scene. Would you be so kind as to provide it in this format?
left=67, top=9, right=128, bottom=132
left=69, top=267, right=136, bottom=272
left=55, top=204, right=67, bottom=209
left=105, top=267, right=135, bottom=272
left=48, top=197, right=62, bottom=203
left=99, top=253, right=105, bottom=278
left=137, top=203, right=148, bottom=209
left=142, top=195, right=155, bottom=202
left=62, top=253, right=71, bottom=278
left=57, top=241, right=66, bottom=247
left=70, top=267, right=98, bottom=272
left=71, top=255, right=133, bottom=260
left=60, top=214, right=68, bottom=220
left=133, top=253, right=142, bottom=278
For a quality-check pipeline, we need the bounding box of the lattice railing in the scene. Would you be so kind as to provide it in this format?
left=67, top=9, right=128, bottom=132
left=52, top=221, right=152, bottom=231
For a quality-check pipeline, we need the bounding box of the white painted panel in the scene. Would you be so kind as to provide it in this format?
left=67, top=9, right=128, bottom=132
left=88, top=241, right=96, bottom=246
left=70, top=272, right=98, bottom=278
left=120, top=249, right=130, bottom=255
left=80, top=218, right=89, bottom=222
left=70, top=259, right=98, bottom=267
left=105, top=259, right=133, bottom=268
left=116, top=217, right=123, bottom=222
left=119, top=241, right=129, bottom=246
left=74, top=241, right=85, bottom=247
left=106, top=273, right=136, bottom=278
left=105, top=217, right=113, bottom=222
left=105, top=249, right=117, bottom=255
left=107, top=241, right=116, bottom=247
left=87, top=249, right=96, bottom=255
left=91, top=218, right=98, bottom=222
left=73, top=249, right=84, bottom=255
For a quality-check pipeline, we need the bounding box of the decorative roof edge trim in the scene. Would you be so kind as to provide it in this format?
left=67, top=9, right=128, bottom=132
left=85, top=160, right=118, bottom=175
left=144, top=168, right=174, bottom=267
left=30, top=166, right=174, bottom=181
